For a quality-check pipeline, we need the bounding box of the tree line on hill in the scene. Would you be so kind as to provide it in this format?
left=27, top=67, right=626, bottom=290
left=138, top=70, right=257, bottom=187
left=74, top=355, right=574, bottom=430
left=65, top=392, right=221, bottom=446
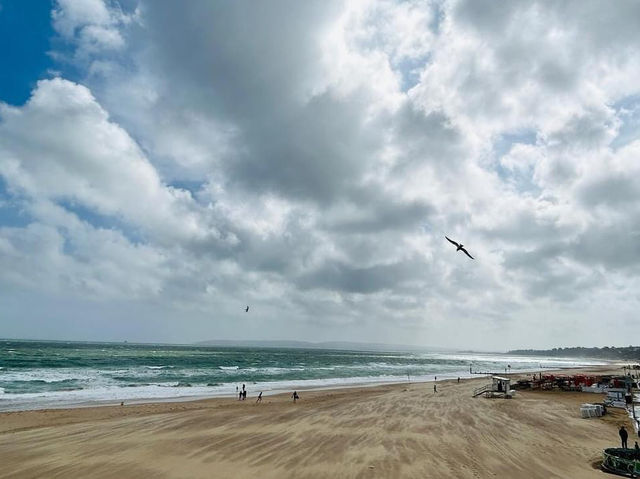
left=508, top=346, right=640, bottom=360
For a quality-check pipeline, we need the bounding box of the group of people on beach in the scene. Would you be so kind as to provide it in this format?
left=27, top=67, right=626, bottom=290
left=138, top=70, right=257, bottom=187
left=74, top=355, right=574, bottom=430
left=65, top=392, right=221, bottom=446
left=236, top=384, right=299, bottom=403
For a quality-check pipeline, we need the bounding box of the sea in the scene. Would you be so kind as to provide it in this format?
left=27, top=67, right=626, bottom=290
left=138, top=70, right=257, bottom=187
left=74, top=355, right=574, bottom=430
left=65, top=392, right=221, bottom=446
left=0, top=340, right=606, bottom=411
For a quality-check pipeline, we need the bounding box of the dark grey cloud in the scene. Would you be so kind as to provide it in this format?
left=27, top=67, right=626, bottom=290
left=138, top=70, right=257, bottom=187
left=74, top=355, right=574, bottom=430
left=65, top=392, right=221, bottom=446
left=570, top=222, right=640, bottom=271
left=228, top=91, right=384, bottom=203
left=325, top=188, right=434, bottom=234
left=391, top=104, right=466, bottom=172
left=577, top=175, right=640, bottom=209
left=135, top=0, right=358, bottom=204
left=297, top=257, right=425, bottom=294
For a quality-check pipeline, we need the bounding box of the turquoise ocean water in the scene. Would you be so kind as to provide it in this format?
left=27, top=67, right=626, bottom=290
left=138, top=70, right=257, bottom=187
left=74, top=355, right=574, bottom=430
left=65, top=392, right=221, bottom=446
left=0, top=340, right=605, bottom=411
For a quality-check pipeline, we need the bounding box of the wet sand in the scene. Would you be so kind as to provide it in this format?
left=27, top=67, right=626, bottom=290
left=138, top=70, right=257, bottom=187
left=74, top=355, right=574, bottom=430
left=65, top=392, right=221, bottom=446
left=0, top=365, right=632, bottom=478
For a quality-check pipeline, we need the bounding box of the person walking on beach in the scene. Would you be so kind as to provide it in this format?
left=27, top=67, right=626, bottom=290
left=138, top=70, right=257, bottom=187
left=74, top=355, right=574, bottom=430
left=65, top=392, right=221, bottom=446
left=292, top=391, right=299, bottom=403
left=457, top=377, right=460, bottom=383
left=256, top=391, right=262, bottom=403
left=620, top=425, right=629, bottom=449
left=238, top=390, right=242, bottom=401
left=433, top=383, right=437, bottom=393
left=242, top=390, right=247, bottom=400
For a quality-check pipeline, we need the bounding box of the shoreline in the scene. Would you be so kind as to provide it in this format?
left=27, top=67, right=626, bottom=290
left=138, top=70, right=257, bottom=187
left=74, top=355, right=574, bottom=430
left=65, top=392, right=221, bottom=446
left=0, top=362, right=615, bottom=413
left=0, top=363, right=623, bottom=433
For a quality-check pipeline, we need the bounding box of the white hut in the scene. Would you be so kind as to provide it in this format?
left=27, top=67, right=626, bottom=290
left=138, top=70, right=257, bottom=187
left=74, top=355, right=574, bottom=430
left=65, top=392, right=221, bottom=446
left=473, top=376, right=514, bottom=398
left=492, top=376, right=511, bottom=393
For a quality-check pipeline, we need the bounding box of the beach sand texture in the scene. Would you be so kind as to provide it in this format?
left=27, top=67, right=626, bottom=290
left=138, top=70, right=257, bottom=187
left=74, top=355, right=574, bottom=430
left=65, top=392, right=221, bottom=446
left=0, top=371, right=629, bottom=478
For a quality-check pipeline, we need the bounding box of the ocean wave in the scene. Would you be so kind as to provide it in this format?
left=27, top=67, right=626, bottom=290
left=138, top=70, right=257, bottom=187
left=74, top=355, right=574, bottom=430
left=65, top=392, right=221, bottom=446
left=0, top=345, right=608, bottom=412
left=0, top=358, right=605, bottom=413
left=243, top=367, right=305, bottom=374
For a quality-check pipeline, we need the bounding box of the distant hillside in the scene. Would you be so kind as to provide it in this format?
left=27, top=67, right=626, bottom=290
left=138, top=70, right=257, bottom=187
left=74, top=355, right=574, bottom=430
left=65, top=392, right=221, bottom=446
left=509, top=346, right=640, bottom=360
left=195, top=339, right=448, bottom=353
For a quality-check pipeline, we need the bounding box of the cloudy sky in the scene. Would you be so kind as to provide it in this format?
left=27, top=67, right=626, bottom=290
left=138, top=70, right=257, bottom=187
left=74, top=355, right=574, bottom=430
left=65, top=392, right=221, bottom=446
left=1, top=0, right=639, bottom=350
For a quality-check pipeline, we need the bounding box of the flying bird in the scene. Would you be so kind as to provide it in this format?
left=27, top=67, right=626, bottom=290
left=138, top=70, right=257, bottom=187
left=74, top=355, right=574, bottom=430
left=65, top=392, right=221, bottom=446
left=245, top=306, right=249, bottom=313
left=445, top=236, right=474, bottom=260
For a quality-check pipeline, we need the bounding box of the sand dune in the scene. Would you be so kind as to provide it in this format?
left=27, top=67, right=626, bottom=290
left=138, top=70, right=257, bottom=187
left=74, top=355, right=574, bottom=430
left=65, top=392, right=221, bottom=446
left=0, top=368, right=631, bottom=478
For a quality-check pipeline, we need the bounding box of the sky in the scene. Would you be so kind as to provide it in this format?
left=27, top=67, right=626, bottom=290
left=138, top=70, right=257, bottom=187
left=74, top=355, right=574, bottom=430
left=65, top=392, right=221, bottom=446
left=1, top=0, right=640, bottom=350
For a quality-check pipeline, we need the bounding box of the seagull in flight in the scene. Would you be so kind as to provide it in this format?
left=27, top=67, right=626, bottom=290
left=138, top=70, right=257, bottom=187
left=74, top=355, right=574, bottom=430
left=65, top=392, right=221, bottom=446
left=445, top=236, right=474, bottom=260
left=245, top=306, right=249, bottom=313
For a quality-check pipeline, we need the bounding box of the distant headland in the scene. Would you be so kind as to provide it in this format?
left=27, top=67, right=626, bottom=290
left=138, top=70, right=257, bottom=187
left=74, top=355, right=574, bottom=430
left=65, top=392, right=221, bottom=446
left=509, top=346, right=640, bottom=360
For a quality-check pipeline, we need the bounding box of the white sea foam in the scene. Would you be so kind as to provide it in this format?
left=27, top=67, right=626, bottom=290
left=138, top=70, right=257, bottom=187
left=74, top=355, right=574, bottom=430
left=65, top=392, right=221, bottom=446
left=0, top=368, right=103, bottom=383
left=0, top=351, right=608, bottom=412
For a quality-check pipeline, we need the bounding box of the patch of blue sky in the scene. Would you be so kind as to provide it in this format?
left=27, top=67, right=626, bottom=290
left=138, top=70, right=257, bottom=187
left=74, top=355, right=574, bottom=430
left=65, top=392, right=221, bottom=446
left=394, top=54, right=430, bottom=92
left=491, top=129, right=540, bottom=195
left=493, top=129, right=537, bottom=159
left=610, top=94, right=640, bottom=150
left=0, top=0, right=55, bottom=106
left=166, top=180, right=211, bottom=206
left=168, top=180, right=206, bottom=198
left=0, top=177, right=31, bottom=228
left=428, top=0, right=446, bottom=35
left=58, top=199, right=146, bottom=245
left=493, top=162, right=541, bottom=197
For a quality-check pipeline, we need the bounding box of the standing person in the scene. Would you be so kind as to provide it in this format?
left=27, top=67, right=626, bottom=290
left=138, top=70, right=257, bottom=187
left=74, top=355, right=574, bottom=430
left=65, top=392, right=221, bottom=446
left=292, top=391, right=299, bottom=403
left=256, top=391, right=263, bottom=403
left=433, top=383, right=437, bottom=393
left=457, top=377, right=460, bottom=383
left=242, top=389, right=247, bottom=400
left=238, top=390, right=242, bottom=401
left=620, top=425, right=629, bottom=449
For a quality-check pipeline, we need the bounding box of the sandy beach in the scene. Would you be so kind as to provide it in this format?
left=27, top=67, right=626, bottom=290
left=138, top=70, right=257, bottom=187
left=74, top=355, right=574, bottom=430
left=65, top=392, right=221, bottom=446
left=0, top=365, right=632, bottom=478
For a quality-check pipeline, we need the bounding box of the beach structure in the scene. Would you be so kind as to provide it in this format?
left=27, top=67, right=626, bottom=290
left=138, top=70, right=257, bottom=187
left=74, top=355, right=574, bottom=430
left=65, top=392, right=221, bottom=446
left=605, top=388, right=630, bottom=408
left=580, top=403, right=604, bottom=418
left=473, top=376, right=514, bottom=398
left=515, top=374, right=613, bottom=392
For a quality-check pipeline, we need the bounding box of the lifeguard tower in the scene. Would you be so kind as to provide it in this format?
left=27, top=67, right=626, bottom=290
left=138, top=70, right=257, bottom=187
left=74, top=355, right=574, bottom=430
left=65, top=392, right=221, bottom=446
left=473, top=376, right=514, bottom=398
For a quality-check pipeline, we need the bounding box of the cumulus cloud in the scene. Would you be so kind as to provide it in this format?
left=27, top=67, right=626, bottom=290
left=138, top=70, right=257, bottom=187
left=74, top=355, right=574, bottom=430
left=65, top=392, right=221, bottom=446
left=0, top=78, right=225, bottom=246
left=52, top=0, right=136, bottom=61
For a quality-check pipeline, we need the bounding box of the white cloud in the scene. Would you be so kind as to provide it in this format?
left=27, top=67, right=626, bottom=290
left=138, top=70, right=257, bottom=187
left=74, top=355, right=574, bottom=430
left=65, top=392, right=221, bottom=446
left=0, top=78, right=224, bottom=246
left=52, top=0, right=136, bottom=61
